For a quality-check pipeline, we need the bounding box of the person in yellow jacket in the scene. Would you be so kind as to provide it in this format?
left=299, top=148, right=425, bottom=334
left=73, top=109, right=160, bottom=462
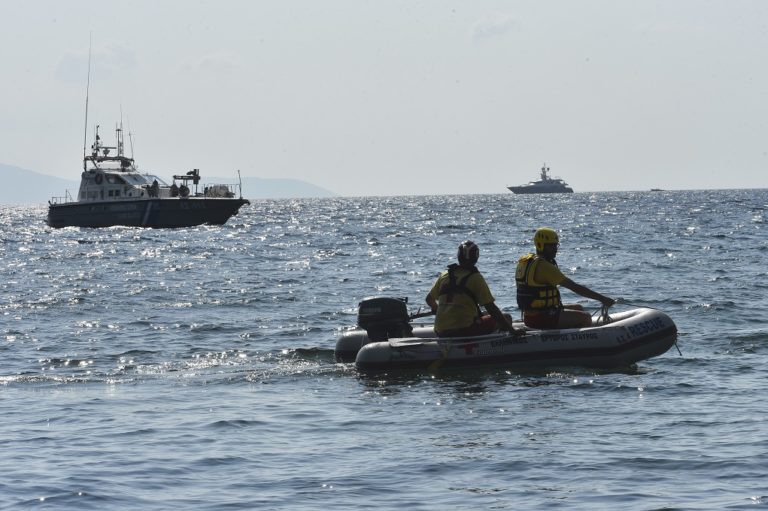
left=516, top=228, right=615, bottom=329
left=426, top=241, right=515, bottom=337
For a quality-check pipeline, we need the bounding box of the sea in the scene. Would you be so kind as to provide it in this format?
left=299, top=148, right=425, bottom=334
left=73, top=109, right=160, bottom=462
left=1, top=189, right=766, bottom=510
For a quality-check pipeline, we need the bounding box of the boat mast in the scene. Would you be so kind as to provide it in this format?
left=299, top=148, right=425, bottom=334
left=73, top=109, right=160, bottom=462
left=116, top=123, right=124, bottom=158
left=117, top=108, right=124, bottom=158
left=83, top=35, right=92, bottom=171
left=128, top=130, right=135, bottom=154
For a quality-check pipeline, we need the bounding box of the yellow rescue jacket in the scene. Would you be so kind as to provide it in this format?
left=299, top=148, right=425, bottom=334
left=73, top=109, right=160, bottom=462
left=515, top=253, right=562, bottom=312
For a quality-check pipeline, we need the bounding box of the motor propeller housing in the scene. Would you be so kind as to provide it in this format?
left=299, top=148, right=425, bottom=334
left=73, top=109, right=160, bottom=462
left=357, top=297, right=413, bottom=342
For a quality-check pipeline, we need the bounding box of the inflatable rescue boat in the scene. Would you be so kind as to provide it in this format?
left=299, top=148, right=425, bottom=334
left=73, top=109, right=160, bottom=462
left=336, top=297, right=678, bottom=371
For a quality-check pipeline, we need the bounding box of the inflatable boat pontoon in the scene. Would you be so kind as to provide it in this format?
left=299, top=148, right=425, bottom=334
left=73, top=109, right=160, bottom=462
left=337, top=297, right=678, bottom=371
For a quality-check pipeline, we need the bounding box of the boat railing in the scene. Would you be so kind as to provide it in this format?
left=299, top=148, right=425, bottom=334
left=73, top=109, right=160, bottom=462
left=49, top=183, right=245, bottom=203
left=49, top=190, right=75, bottom=205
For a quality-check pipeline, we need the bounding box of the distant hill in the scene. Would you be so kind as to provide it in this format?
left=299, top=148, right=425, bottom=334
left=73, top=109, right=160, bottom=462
left=221, top=176, right=336, bottom=200
left=0, top=164, right=79, bottom=204
left=0, top=163, right=336, bottom=204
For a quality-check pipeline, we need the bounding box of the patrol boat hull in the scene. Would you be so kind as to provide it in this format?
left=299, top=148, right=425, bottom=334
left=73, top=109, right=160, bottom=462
left=47, top=197, right=249, bottom=228
left=353, top=308, right=677, bottom=371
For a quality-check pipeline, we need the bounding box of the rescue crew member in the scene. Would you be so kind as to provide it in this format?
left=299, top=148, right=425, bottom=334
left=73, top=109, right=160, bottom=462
left=426, top=241, right=515, bottom=337
left=516, top=227, right=615, bottom=329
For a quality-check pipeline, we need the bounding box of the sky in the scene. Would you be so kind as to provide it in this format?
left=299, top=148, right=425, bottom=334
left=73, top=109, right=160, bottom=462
left=1, top=0, right=767, bottom=196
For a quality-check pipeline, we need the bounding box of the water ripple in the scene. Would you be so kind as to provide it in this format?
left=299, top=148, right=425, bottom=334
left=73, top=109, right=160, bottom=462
left=1, top=190, right=767, bottom=510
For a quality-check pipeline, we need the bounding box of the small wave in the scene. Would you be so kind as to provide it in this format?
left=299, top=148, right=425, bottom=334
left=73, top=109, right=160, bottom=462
left=207, top=419, right=268, bottom=429
left=38, top=357, right=94, bottom=369
left=15, top=491, right=123, bottom=511
left=188, top=323, right=242, bottom=333
left=291, top=347, right=336, bottom=363
left=192, top=455, right=251, bottom=468
left=0, top=373, right=102, bottom=386
left=726, top=329, right=768, bottom=353
left=116, top=349, right=162, bottom=357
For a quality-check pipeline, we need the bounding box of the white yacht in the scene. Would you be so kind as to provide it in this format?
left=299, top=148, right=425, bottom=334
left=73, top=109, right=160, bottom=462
left=508, top=164, right=574, bottom=194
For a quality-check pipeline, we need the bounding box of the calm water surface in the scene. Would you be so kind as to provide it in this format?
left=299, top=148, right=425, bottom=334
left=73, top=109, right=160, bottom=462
left=1, top=190, right=767, bottom=510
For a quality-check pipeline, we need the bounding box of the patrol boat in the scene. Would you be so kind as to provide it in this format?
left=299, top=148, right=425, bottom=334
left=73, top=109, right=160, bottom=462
left=47, top=124, right=249, bottom=228
left=336, top=297, right=678, bottom=371
left=507, top=164, right=574, bottom=194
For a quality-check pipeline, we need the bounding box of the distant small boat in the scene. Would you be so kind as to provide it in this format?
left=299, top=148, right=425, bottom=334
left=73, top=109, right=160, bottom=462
left=508, top=164, right=573, bottom=194
left=650, top=188, right=664, bottom=192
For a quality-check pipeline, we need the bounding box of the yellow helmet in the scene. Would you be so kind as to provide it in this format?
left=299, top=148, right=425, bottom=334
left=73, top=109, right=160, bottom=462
left=534, top=227, right=559, bottom=252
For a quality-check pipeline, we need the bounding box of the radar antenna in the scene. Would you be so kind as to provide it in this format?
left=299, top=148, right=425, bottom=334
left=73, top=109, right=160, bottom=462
left=82, top=34, right=92, bottom=170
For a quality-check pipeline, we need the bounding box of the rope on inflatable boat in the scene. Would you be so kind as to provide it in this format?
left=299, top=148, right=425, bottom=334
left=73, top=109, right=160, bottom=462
left=591, top=304, right=613, bottom=326
left=592, top=300, right=683, bottom=357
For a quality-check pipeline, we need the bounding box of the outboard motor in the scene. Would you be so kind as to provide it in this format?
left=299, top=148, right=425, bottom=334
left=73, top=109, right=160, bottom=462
left=357, top=297, right=414, bottom=342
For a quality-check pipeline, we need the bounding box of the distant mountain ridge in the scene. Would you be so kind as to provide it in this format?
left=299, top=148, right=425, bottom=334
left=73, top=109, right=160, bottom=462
left=0, top=163, right=336, bottom=204
left=0, top=164, right=77, bottom=205
left=221, top=176, right=336, bottom=200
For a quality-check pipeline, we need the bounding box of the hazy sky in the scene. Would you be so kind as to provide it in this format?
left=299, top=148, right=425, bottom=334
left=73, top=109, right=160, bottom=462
left=1, top=0, right=766, bottom=196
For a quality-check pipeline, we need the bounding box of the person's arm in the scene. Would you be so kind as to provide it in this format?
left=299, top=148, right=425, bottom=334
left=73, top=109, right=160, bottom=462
left=483, top=301, right=513, bottom=331
left=426, top=294, right=438, bottom=313
left=560, top=278, right=615, bottom=307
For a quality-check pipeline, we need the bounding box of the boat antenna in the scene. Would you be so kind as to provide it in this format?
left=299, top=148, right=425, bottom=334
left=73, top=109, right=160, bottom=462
left=238, top=169, right=243, bottom=199
left=123, top=112, right=136, bottom=163
left=128, top=128, right=135, bottom=160
left=118, top=107, right=126, bottom=158
left=82, top=34, right=92, bottom=170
